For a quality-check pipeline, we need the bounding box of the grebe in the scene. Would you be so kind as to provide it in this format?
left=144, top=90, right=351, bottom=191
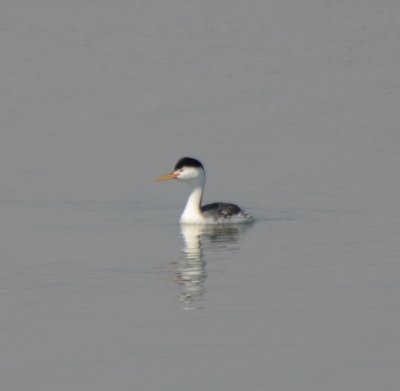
left=156, top=157, right=254, bottom=224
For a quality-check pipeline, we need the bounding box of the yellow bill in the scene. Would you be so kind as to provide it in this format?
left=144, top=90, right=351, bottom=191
left=155, top=171, right=179, bottom=181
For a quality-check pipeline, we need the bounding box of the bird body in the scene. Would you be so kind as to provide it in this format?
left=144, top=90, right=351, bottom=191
left=157, top=157, right=254, bottom=225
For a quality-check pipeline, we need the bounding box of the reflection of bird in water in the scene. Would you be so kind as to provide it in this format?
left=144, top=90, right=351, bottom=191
left=176, top=225, right=206, bottom=309
left=157, top=157, right=254, bottom=224
left=176, top=224, right=252, bottom=310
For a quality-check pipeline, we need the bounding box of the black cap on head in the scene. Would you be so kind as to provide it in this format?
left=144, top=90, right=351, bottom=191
left=174, top=157, right=204, bottom=170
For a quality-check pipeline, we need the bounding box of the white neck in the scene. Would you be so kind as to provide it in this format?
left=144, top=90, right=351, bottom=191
left=179, top=180, right=206, bottom=224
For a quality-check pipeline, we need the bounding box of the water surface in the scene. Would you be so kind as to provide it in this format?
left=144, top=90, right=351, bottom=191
left=1, top=1, right=400, bottom=390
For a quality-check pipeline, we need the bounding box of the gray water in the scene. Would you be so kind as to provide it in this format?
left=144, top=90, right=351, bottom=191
left=1, top=1, right=400, bottom=390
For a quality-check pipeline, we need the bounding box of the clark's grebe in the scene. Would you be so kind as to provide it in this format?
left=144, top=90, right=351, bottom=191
left=157, top=157, right=254, bottom=224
